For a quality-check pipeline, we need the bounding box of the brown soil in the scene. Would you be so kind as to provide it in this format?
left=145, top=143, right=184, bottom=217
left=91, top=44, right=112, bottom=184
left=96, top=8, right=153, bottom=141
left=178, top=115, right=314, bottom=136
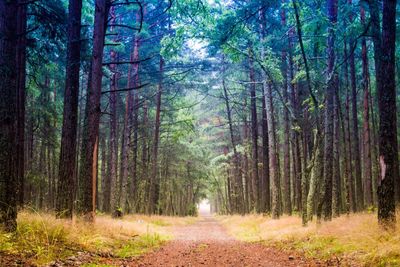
left=128, top=215, right=323, bottom=267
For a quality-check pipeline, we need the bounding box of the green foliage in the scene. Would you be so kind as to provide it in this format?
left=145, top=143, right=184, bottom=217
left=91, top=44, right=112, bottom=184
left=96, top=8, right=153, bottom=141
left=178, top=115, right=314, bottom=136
left=161, top=27, right=185, bottom=59
left=114, top=233, right=165, bottom=258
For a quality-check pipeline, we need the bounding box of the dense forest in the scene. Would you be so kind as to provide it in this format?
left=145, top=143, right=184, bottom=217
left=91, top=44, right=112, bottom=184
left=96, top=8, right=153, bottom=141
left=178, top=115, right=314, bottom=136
left=1, top=0, right=399, bottom=235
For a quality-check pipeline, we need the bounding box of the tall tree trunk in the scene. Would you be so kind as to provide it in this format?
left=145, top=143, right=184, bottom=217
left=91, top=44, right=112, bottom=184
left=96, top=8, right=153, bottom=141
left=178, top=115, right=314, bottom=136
left=147, top=56, right=164, bottom=214
left=367, top=0, right=383, bottom=206
left=243, top=116, right=251, bottom=213
left=377, top=0, right=398, bottom=226
left=100, top=136, right=106, bottom=211
left=121, top=11, right=141, bottom=214
left=248, top=52, right=260, bottom=212
left=360, top=7, right=373, bottom=207
left=56, top=0, right=83, bottom=219
left=130, top=91, right=140, bottom=211
left=78, top=0, right=109, bottom=221
left=306, top=134, right=323, bottom=222
left=288, top=28, right=302, bottom=213
left=258, top=6, right=270, bottom=214
left=341, top=40, right=352, bottom=213
left=222, top=56, right=243, bottom=214
left=332, top=77, right=341, bottom=217
left=141, top=99, right=149, bottom=213
left=265, top=82, right=280, bottom=219
left=0, top=0, right=18, bottom=232
left=108, top=6, right=118, bottom=214
left=348, top=0, right=364, bottom=211
left=344, top=40, right=357, bottom=212
left=120, top=92, right=131, bottom=212
left=320, top=0, right=337, bottom=221
left=280, top=1, right=291, bottom=215
left=261, top=82, right=270, bottom=213
left=369, top=87, right=379, bottom=205
left=16, top=0, right=27, bottom=208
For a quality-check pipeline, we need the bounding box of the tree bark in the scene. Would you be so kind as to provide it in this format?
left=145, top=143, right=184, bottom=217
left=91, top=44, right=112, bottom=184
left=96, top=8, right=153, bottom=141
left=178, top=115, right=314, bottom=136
left=0, top=0, right=18, bottom=232
left=280, top=1, right=291, bottom=215
left=360, top=7, right=373, bottom=207
left=147, top=56, right=164, bottom=214
left=265, top=82, right=280, bottom=219
left=377, top=0, right=398, bottom=226
left=248, top=52, right=260, bottom=212
left=56, top=0, right=83, bottom=219
left=348, top=0, right=364, bottom=211
left=108, top=6, right=119, bottom=214
left=332, top=76, right=341, bottom=217
left=78, top=0, right=110, bottom=221
left=222, top=56, right=243, bottom=214
left=320, top=0, right=338, bottom=221
left=16, top=0, right=27, bottom=208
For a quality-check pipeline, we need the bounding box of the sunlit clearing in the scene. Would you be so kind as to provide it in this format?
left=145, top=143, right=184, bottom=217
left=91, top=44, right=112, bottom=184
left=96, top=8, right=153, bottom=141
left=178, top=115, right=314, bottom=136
left=198, top=199, right=211, bottom=216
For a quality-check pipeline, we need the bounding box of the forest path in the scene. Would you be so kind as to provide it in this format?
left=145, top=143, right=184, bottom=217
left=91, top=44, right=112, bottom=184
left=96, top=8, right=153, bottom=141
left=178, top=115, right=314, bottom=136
left=130, top=214, right=320, bottom=267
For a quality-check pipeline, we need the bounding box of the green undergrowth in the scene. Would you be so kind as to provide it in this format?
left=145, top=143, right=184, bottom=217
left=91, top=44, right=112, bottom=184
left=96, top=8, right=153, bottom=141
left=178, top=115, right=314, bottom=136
left=0, top=211, right=168, bottom=266
left=0, top=215, right=75, bottom=265
left=114, top=232, right=165, bottom=258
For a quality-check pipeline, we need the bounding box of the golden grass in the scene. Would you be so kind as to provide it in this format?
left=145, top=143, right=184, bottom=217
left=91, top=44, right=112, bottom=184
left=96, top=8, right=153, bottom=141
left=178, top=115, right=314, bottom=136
left=218, top=213, right=400, bottom=266
left=0, top=211, right=195, bottom=265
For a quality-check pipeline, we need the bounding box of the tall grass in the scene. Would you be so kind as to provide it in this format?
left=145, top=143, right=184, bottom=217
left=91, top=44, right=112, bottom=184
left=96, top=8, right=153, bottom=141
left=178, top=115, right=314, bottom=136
left=0, top=211, right=192, bottom=265
left=218, top=213, right=400, bottom=266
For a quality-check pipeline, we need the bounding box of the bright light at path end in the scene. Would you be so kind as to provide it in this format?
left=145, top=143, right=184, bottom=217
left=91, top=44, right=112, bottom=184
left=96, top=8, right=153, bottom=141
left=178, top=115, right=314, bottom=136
left=198, top=199, right=210, bottom=215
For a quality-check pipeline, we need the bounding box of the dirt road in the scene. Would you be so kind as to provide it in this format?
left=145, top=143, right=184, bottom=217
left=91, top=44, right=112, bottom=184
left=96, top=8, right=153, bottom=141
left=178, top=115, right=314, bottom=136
left=131, top=215, right=320, bottom=267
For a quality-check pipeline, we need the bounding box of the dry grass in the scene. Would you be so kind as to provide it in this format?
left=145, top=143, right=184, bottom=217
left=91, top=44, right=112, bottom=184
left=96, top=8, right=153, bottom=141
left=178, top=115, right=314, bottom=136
left=0, top=210, right=195, bottom=265
left=218, top=213, right=400, bottom=266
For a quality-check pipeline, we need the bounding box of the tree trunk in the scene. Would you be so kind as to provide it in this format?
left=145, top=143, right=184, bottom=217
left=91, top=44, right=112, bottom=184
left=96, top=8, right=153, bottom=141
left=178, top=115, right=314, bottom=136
left=306, top=134, right=323, bottom=223
left=100, top=136, right=106, bottom=211
left=141, top=99, right=149, bottom=213
left=248, top=52, right=260, bottom=212
left=121, top=11, right=141, bottom=214
left=78, top=0, right=110, bottom=221
left=222, top=56, right=243, bottom=214
left=377, top=0, right=398, bottom=226
left=265, top=82, right=280, bottom=219
left=243, top=116, right=252, bottom=213
left=360, top=7, right=373, bottom=207
left=108, top=6, right=119, bottom=214
left=148, top=57, right=164, bottom=214
left=288, top=27, right=302, bottom=213
left=348, top=0, right=364, bottom=211
left=16, top=0, right=27, bottom=208
left=320, top=0, right=337, bottom=221
left=261, top=82, right=270, bottom=214
left=56, top=0, right=82, bottom=219
left=0, top=0, right=18, bottom=232
left=344, top=40, right=357, bottom=212
left=280, top=2, right=291, bottom=215
left=367, top=0, right=382, bottom=206
left=332, top=76, right=341, bottom=217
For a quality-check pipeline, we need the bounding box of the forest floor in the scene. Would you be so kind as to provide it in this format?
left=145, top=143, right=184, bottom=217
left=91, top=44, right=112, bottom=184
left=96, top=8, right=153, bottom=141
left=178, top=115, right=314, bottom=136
left=1, top=211, right=399, bottom=266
